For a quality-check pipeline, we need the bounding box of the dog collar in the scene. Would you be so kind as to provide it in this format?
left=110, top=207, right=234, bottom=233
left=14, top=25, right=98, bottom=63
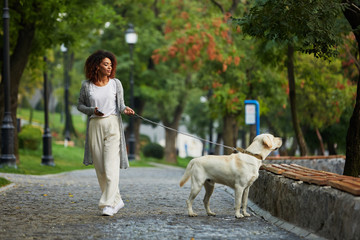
left=233, top=147, right=263, bottom=160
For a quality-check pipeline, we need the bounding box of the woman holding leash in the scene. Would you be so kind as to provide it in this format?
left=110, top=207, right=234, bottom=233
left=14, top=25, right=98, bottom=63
left=77, top=50, right=135, bottom=216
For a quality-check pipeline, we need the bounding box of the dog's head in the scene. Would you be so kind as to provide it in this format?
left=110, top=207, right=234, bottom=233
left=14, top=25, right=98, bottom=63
left=260, top=134, right=282, bottom=151
left=246, top=134, right=282, bottom=160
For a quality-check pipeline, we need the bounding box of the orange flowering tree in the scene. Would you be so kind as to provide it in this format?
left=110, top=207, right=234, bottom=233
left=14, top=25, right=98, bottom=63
left=151, top=4, right=239, bottom=73
left=151, top=0, right=253, bottom=155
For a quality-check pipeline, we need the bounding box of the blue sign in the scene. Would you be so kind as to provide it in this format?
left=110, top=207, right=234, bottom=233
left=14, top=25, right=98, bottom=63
left=244, top=100, right=260, bottom=135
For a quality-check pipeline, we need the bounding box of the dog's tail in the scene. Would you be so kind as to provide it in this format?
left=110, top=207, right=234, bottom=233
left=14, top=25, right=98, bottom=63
left=179, top=160, right=195, bottom=187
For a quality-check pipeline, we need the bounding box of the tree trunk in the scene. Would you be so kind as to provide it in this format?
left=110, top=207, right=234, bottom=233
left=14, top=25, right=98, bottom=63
left=315, top=128, right=325, bottom=155
left=287, top=44, right=307, bottom=156
left=343, top=3, right=360, bottom=177
left=214, top=132, right=222, bottom=155
left=63, top=50, right=77, bottom=139
left=0, top=21, right=35, bottom=163
left=288, top=137, right=298, bottom=156
left=68, top=51, right=77, bottom=137
left=164, top=128, right=178, bottom=164
left=162, top=103, right=184, bottom=164
left=344, top=78, right=360, bottom=176
left=240, top=129, right=246, bottom=148
left=249, top=124, right=256, bottom=144
left=134, top=97, right=145, bottom=160
left=327, top=141, right=337, bottom=155
left=279, top=137, right=288, bottom=156
left=223, top=114, right=238, bottom=155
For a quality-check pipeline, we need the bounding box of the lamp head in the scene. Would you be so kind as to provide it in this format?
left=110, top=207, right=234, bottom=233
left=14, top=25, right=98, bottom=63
left=125, top=23, right=138, bottom=45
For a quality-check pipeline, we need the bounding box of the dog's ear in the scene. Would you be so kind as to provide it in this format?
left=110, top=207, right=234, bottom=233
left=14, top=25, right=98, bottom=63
left=263, top=135, right=273, bottom=149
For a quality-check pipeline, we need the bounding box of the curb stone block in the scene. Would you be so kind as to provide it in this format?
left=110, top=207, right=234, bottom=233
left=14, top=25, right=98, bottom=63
left=250, top=169, right=360, bottom=240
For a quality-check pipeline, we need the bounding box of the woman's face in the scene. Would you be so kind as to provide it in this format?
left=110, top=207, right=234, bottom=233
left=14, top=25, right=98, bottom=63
left=97, top=57, right=112, bottom=77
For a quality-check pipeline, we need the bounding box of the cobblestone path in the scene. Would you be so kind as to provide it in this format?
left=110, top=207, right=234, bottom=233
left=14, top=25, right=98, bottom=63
left=0, top=165, right=302, bottom=240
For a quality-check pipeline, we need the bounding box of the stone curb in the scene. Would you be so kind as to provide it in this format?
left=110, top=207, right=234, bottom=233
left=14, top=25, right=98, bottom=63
left=147, top=162, right=184, bottom=170
left=0, top=182, right=16, bottom=193
left=221, top=186, right=327, bottom=240
left=250, top=170, right=360, bottom=239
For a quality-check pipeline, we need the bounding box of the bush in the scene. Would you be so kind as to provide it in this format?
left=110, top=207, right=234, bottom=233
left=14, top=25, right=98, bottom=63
left=139, top=134, right=151, bottom=150
left=143, top=142, right=164, bottom=159
left=18, top=125, right=42, bottom=150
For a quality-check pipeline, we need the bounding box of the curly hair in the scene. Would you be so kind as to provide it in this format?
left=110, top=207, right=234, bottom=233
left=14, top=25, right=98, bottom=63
left=84, top=50, right=117, bottom=82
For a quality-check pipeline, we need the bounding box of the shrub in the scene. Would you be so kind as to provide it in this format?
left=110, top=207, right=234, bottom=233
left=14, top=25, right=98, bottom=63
left=143, top=142, right=164, bottom=159
left=18, top=125, right=42, bottom=150
left=139, top=134, right=151, bottom=150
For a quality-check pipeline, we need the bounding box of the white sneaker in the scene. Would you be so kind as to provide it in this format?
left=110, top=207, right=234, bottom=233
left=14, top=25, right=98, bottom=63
left=102, top=206, right=114, bottom=216
left=113, top=200, right=125, bottom=214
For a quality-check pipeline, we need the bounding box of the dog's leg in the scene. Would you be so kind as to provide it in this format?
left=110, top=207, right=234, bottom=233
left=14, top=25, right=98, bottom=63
left=242, top=187, right=251, bottom=217
left=203, top=181, right=216, bottom=216
left=186, top=180, right=203, bottom=217
left=234, top=184, right=245, bottom=218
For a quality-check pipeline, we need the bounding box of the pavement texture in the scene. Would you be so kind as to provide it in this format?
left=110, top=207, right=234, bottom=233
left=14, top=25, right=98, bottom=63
left=0, top=164, right=304, bottom=240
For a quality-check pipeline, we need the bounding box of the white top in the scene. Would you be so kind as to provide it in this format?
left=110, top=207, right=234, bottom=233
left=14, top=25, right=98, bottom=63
left=89, top=79, right=117, bottom=118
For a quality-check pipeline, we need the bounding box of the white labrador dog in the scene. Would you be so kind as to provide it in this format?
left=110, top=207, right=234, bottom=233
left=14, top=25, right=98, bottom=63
left=179, top=133, right=282, bottom=218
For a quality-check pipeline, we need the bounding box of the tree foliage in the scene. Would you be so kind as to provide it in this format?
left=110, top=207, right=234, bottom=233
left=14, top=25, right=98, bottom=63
left=296, top=54, right=356, bottom=129
left=0, top=0, right=117, bottom=161
left=3, top=0, right=360, bottom=167
left=235, top=0, right=346, bottom=59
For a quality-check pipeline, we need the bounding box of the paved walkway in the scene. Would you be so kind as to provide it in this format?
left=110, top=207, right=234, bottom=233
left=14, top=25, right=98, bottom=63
left=0, top=164, right=303, bottom=240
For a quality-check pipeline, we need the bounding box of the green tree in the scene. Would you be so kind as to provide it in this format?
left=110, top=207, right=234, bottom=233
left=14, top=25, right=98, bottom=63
left=295, top=54, right=356, bottom=155
left=234, top=0, right=346, bottom=156
left=235, top=0, right=360, bottom=176
left=0, top=0, right=116, bottom=162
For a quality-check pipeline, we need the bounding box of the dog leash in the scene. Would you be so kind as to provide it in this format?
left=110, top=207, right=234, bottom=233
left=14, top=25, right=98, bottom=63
left=134, top=113, right=237, bottom=153
left=133, top=113, right=263, bottom=160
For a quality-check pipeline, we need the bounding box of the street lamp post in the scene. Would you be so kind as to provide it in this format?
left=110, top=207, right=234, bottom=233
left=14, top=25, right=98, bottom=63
left=60, top=44, right=71, bottom=146
left=125, top=23, right=137, bottom=160
left=41, top=56, right=54, bottom=166
left=0, top=0, right=16, bottom=167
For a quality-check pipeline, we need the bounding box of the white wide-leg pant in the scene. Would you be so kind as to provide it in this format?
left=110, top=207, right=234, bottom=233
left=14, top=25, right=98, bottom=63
left=89, top=115, right=122, bottom=209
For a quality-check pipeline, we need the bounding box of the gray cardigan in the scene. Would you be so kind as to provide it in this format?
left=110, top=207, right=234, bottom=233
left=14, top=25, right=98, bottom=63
left=77, top=78, right=129, bottom=169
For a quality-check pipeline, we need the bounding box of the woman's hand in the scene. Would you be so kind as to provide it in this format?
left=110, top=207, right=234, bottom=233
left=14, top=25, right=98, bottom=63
left=94, top=107, right=104, bottom=116
left=124, top=106, right=135, bottom=115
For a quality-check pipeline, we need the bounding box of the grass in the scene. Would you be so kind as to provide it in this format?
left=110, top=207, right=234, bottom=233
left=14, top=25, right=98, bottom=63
left=17, top=108, right=87, bottom=140
left=1, top=144, right=90, bottom=175
left=0, top=177, right=11, bottom=188
left=17, top=108, right=87, bottom=131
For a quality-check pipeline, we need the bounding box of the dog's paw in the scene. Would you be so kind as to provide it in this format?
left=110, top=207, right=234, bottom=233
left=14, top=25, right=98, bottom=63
left=188, top=213, right=198, bottom=217
left=207, top=211, right=216, bottom=217
left=235, top=213, right=244, bottom=219
left=243, top=212, right=251, bottom=217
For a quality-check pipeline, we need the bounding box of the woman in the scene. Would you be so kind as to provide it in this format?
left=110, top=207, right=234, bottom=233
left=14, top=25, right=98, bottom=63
left=77, top=50, right=135, bottom=216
